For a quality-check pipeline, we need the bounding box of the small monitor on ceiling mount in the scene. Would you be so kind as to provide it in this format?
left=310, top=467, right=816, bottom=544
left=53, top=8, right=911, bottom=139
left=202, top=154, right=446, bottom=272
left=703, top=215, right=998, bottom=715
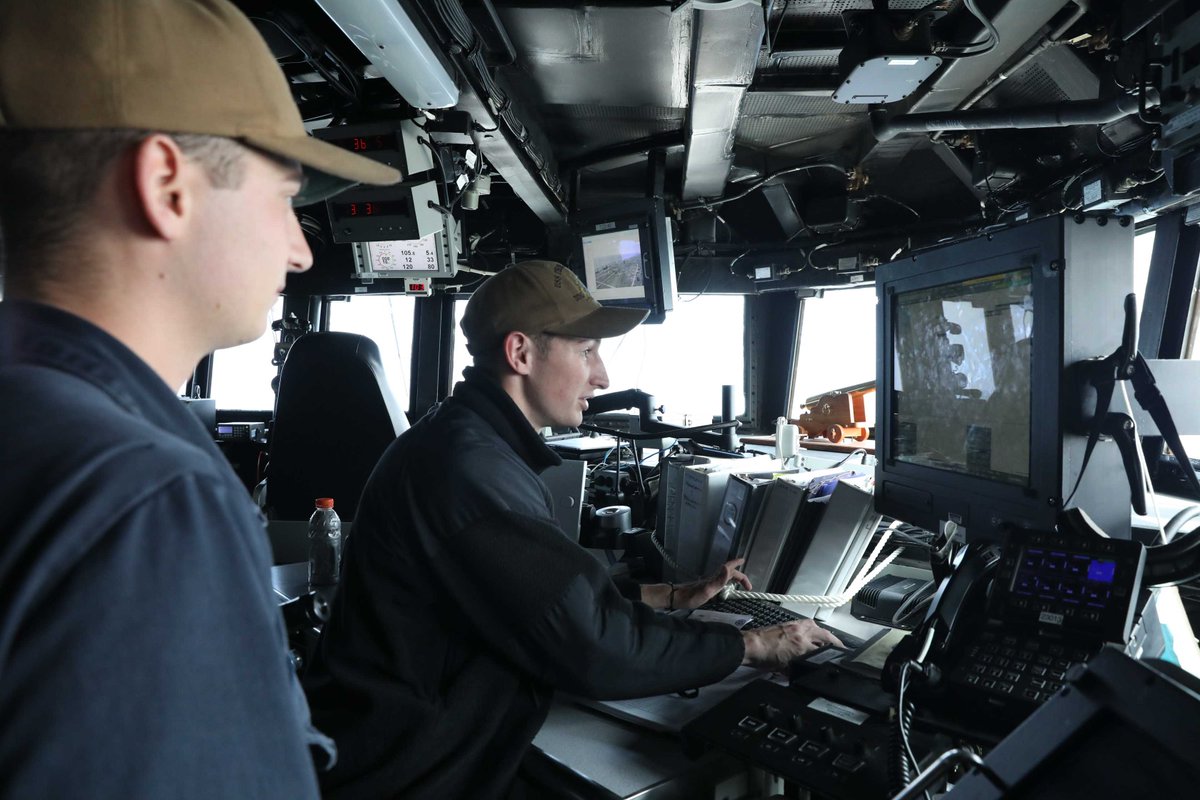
left=572, top=198, right=676, bottom=324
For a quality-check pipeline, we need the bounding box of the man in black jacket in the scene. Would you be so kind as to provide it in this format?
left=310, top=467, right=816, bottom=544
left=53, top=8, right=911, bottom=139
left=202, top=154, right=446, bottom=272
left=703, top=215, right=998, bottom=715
left=304, top=260, right=841, bottom=799
left=0, top=1, right=400, bottom=797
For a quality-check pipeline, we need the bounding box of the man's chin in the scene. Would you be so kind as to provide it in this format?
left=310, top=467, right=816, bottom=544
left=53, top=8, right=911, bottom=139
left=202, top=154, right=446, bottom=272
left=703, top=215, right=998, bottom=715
left=215, top=322, right=265, bottom=352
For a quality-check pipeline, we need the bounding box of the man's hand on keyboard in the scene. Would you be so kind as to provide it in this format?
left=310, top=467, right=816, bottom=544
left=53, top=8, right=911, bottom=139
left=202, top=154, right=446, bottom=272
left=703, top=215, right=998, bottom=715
left=741, top=620, right=844, bottom=671
left=673, top=559, right=752, bottom=610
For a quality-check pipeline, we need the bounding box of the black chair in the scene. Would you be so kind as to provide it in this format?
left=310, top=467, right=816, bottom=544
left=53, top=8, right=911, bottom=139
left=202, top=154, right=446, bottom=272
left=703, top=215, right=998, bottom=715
left=267, top=332, right=409, bottom=522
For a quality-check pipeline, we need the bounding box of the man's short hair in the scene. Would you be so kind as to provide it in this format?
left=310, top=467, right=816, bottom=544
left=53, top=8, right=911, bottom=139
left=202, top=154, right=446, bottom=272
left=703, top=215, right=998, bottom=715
left=0, top=129, right=245, bottom=294
left=473, top=330, right=553, bottom=374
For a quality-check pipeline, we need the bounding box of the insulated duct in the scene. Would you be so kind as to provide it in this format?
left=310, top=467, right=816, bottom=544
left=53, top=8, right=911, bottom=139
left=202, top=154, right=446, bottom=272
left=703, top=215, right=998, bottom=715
left=681, top=0, right=766, bottom=201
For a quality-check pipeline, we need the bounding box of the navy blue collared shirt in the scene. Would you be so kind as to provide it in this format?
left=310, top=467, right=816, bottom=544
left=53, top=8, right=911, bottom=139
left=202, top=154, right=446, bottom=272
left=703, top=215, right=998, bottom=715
left=0, top=301, right=323, bottom=799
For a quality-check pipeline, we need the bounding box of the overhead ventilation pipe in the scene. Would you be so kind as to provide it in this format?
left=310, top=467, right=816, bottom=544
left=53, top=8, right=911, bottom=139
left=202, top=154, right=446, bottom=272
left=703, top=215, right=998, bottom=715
left=872, top=92, right=1150, bottom=141
left=681, top=0, right=766, bottom=201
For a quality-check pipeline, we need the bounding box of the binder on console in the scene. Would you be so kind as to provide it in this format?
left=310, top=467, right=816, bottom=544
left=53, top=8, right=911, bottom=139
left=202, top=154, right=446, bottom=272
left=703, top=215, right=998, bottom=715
left=768, top=470, right=870, bottom=594
left=670, top=454, right=782, bottom=581
left=700, top=472, right=774, bottom=577
left=782, top=481, right=880, bottom=620
left=738, top=468, right=871, bottom=595
left=656, top=454, right=709, bottom=582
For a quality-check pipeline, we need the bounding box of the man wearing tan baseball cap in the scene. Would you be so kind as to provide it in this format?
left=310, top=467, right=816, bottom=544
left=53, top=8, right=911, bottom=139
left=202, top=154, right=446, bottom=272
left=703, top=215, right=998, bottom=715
left=303, top=261, right=841, bottom=798
left=0, top=1, right=400, bottom=797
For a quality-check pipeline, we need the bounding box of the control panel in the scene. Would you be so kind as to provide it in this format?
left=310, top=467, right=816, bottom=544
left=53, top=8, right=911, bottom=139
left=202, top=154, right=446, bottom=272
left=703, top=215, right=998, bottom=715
left=989, top=530, right=1145, bottom=643
left=215, top=422, right=264, bottom=443
left=683, top=679, right=891, bottom=798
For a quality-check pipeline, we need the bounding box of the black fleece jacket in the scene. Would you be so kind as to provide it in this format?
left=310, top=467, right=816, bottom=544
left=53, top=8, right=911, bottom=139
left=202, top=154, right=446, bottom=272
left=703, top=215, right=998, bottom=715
left=303, top=367, right=744, bottom=800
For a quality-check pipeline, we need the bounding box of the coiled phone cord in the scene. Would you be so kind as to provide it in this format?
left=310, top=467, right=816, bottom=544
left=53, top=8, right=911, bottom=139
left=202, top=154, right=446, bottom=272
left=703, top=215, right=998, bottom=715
left=719, top=522, right=904, bottom=608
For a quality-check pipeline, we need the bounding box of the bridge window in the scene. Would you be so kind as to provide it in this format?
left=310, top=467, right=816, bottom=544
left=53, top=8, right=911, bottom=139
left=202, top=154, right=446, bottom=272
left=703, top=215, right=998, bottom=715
left=326, top=295, right=415, bottom=410
left=790, top=286, right=877, bottom=419
left=451, top=293, right=746, bottom=425
left=209, top=298, right=283, bottom=410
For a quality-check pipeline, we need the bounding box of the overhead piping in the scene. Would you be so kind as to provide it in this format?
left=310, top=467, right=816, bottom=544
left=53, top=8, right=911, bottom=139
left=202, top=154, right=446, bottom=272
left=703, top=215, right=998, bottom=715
left=871, top=92, right=1149, bottom=141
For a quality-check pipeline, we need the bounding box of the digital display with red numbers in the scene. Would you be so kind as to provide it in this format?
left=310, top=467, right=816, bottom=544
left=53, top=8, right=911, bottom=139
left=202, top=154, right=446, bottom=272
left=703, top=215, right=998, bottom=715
left=327, top=134, right=395, bottom=153
left=331, top=200, right=409, bottom=218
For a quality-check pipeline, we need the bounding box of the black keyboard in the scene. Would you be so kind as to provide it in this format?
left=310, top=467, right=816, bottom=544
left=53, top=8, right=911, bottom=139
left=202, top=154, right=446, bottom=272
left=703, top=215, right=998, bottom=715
left=700, top=598, right=864, bottom=648
left=703, top=597, right=803, bottom=629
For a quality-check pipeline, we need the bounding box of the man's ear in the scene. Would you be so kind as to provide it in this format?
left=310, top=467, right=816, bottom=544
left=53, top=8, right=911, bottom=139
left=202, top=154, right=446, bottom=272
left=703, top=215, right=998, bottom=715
left=131, top=134, right=193, bottom=241
left=503, top=331, right=537, bottom=376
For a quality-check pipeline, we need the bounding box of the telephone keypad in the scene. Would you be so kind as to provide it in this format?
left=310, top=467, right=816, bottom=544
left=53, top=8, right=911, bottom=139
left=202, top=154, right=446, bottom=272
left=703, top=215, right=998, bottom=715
left=950, top=632, right=1095, bottom=712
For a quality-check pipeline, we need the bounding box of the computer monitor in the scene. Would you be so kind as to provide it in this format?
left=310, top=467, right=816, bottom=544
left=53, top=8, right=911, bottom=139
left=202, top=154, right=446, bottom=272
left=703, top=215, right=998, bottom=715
left=875, top=215, right=1134, bottom=541
left=572, top=198, right=676, bottom=324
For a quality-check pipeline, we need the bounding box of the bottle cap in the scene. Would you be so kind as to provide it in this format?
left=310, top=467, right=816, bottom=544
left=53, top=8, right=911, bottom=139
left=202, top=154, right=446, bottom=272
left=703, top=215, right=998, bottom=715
left=315, top=498, right=335, bottom=509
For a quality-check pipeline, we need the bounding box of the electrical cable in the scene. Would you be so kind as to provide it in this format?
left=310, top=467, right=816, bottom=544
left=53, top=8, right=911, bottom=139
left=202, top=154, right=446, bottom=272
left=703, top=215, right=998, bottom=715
left=649, top=529, right=693, bottom=581
left=253, top=14, right=360, bottom=103
left=890, top=663, right=915, bottom=793
left=898, top=664, right=933, bottom=800
left=937, top=0, right=998, bottom=58
left=676, top=162, right=849, bottom=212
left=806, top=241, right=846, bottom=271
left=892, top=589, right=934, bottom=628
left=430, top=0, right=562, bottom=197
left=1060, top=172, right=1085, bottom=211
left=834, top=448, right=869, bottom=467
left=1164, top=505, right=1200, bottom=543
left=864, top=194, right=922, bottom=220
left=767, top=0, right=792, bottom=58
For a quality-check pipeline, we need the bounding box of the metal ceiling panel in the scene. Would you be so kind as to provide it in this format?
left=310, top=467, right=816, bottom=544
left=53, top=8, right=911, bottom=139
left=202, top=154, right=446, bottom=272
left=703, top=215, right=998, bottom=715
left=738, top=115, right=866, bottom=151
left=766, top=54, right=839, bottom=72
left=496, top=6, right=690, bottom=108
left=978, top=43, right=1099, bottom=109
left=741, top=92, right=853, bottom=118
left=911, top=0, right=1072, bottom=114
left=540, top=103, right=685, bottom=160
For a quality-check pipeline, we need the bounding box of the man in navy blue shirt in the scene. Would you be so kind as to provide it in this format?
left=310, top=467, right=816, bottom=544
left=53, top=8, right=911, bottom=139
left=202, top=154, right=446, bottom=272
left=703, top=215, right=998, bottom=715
left=0, top=1, right=399, bottom=797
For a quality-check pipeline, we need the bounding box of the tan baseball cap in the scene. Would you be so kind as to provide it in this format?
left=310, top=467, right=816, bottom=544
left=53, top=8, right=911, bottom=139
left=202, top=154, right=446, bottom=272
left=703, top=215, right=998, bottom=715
left=461, top=260, right=649, bottom=354
left=0, top=0, right=401, bottom=204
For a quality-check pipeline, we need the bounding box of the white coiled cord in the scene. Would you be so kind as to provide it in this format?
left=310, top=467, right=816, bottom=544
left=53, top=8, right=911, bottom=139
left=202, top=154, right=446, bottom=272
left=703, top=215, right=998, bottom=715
left=719, top=519, right=904, bottom=609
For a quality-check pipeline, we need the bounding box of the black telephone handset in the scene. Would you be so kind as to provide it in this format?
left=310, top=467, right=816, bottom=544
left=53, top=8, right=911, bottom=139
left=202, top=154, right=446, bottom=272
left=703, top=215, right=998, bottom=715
left=923, top=542, right=1001, bottom=664
left=882, top=542, right=1000, bottom=693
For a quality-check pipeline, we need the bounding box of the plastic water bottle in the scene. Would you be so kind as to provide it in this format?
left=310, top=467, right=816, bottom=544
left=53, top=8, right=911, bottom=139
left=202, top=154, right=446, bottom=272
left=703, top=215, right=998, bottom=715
left=308, top=497, right=342, bottom=588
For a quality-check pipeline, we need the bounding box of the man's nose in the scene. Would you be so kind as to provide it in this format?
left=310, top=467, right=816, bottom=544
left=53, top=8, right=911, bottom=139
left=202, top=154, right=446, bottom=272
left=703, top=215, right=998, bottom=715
left=592, top=353, right=610, bottom=390
left=288, top=211, right=314, bottom=273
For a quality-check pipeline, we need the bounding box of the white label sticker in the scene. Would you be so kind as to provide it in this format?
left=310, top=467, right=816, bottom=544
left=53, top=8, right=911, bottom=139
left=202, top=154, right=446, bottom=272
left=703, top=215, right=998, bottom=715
left=807, top=697, right=869, bottom=726
left=1039, top=611, right=1064, bottom=626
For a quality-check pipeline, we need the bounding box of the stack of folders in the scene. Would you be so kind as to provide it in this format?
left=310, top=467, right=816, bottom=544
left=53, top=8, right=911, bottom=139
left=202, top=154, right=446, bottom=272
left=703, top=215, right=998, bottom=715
left=732, top=468, right=874, bottom=597
left=658, top=454, right=784, bottom=582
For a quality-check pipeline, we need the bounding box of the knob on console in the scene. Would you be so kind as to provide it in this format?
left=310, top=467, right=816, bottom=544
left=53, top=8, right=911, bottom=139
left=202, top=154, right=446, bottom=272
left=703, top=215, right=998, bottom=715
left=595, top=505, right=633, bottom=533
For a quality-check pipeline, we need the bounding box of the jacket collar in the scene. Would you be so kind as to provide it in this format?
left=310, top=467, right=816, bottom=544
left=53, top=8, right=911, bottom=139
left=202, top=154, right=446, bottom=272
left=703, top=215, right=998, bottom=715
left=0, top=300, right=216, bottom=453
left=453, top=366, right=562, bottom=473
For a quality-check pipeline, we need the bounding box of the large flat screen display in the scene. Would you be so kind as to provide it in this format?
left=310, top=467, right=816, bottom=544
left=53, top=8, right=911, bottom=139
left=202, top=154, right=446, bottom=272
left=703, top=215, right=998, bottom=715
left=892, top=268, right=1033, bottom=486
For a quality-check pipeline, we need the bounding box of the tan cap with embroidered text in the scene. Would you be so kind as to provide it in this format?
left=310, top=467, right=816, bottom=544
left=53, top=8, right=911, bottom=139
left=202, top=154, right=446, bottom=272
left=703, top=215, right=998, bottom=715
left=461, top=260, right=648, bottom=355
left=0, top=0, right=400, bottom=204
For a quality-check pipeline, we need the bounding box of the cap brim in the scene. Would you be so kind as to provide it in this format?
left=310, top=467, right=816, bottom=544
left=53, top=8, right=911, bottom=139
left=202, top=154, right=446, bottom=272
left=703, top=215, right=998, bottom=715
left=548, top=305, right=650, bottom=340
left=243, top=132, right=402, bottom=206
